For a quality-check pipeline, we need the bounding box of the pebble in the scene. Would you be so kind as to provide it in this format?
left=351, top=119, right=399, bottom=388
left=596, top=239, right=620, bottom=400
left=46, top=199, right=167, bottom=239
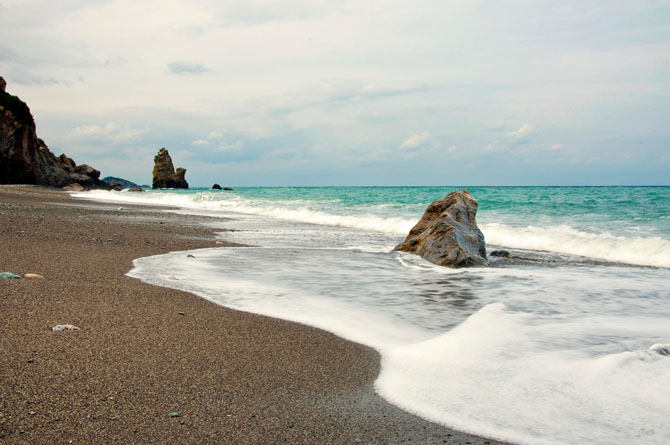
left=0, top=272, right=21, bottom=279
left=170, top=412, right=180, bottom=418
left=24, top=273, right=44, bottom=279
left=52, top=324, right=80, bottom=332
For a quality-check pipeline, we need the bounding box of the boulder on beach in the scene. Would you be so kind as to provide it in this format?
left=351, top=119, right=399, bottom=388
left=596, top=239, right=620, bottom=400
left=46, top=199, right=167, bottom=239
left=0, top=77, right=111, bottom=189
left=62, top=183, right=85, bottom=192
left=152, top=148, right=189, bottom=189
left=394, top=190, right=489, bottom=268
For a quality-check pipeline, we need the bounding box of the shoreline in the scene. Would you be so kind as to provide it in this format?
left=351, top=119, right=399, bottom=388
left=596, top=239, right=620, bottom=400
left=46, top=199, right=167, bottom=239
left=0, top=185, right=504, bottom=444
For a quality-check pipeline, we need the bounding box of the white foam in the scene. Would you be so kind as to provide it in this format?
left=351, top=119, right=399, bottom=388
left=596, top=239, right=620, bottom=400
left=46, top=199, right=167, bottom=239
left=482, top=222, right=670, bottom=268
left=377, top=303, right=670, bottom=444
left=72, top=190, right=417, bottom=235
left=127, top=246, right=670, bottom=445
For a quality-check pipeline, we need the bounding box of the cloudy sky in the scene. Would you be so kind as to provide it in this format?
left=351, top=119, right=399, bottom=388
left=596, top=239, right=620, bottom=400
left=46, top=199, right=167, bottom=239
left=1, top=0, right=668, bottom=186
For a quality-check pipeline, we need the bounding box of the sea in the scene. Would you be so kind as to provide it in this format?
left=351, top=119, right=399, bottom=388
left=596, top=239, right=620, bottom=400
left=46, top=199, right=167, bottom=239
left=73, top=186, right=670, bottom=445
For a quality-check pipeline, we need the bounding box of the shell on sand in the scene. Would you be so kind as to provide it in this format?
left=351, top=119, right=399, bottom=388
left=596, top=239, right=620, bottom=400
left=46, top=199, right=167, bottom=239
left=24, top=273, right=44, bottom=279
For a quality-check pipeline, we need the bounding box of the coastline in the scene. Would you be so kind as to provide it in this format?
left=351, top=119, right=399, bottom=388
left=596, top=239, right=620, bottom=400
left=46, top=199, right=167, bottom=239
left=0, top=185, right=504, bottom=444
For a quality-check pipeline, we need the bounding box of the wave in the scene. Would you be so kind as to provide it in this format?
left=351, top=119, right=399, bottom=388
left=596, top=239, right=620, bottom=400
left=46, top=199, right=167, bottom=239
left=72, top=190, right=670, bottom=268
left=74, top=190, right=418, bottom=235
left=482, top=222, right=670, bottom=268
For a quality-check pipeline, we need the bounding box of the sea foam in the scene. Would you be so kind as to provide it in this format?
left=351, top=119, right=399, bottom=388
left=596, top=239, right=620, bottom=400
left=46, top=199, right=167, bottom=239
left=127, top=247, right=670, bottom=445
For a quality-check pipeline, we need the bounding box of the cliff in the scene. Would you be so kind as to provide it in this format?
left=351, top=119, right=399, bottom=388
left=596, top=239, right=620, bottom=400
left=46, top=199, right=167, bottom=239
left=0, top=76, right=110, bottom=190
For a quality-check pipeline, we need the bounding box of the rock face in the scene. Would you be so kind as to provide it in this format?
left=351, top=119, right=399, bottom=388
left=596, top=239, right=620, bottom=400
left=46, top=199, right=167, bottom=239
left=0, top=77, right=110, bottom=189
left=152, top=148, right=188, bottom=189
left=102, top=176, right=140, bottom=189
left=394, top=190, right=488, bottom=267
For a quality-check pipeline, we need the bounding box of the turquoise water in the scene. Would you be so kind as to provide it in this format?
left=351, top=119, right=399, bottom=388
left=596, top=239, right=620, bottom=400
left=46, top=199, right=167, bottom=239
left=218, top=185, right=670, bottom=237
left=76, top=186, right=670, bottom=444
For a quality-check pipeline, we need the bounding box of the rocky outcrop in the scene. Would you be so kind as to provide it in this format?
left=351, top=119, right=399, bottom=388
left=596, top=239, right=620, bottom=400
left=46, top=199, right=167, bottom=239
left=102, top=176, right=140, bottom=189
left=0, top=77, right=110, bottom=190
left=394, top=190, right=488, bottom=267
left=152, top=148, right=188, bottom=189
left=212, top=183, right=222, bottom=190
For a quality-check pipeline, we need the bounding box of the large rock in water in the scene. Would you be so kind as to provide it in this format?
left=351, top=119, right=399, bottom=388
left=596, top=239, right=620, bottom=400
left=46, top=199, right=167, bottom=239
left=394, top=190, right=489, bottom=267
left=0, top=77, right=110, bottom=189
left=152, top=148, right=188, bottom=189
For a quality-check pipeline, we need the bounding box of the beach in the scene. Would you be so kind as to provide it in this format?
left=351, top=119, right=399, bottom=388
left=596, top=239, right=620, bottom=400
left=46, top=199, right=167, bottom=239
left=0, top=185, right=502, bottom=444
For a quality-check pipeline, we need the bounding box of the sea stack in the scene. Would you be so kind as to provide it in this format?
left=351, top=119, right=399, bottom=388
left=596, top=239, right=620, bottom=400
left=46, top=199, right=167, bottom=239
left=0, top=77, right=110, bottom=189
left=394, top=190, right=488, bottom=267
left=152, top=148, right=188, bottom=189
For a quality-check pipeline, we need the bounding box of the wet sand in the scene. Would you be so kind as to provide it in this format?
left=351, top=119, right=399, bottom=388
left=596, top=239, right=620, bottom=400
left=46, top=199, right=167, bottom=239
left=0, top=185, right=505, bottom=444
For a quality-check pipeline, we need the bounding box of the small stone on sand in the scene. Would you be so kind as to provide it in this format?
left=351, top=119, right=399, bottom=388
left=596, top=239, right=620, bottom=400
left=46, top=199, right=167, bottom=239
left=0, top=272, right=21, bottom=279
left=24, top=273, right=44, bottom=279
left=52, top=324, right=80, bottom=332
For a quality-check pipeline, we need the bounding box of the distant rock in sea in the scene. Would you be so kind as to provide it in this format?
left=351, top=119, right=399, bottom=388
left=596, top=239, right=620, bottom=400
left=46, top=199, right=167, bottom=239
left=152, top=148, right=188, bottom=189
left=394, top=190, right=488, bottom=268
left=102, top=176, right=141, bottom=189
left=212, top=183, right=222, bottom=190
left=0, top=76, right=111, bottom=190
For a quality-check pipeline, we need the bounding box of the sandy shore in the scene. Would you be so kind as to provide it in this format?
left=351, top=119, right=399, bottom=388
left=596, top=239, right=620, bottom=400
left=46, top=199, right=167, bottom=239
left=0, top=185, right=504, bottom=444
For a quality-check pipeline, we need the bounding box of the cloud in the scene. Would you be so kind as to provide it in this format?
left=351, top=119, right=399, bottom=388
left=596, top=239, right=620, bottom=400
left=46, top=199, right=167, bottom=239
left=216, top=140, right=245, bottom=152
left=208, top=131, right=223, bottom=139
left=167, top=61, right=211, bottom=75
left=69, top=121, right=149, bottom=143
left=12, top=75, right=72, bottom=86
left=549, top=143, right=563, bottom=151
left=506, top=123, right=535, bottom=143
left=400, top=132, right=430, bottom=150
left=191, top=139, right=209, bottom=146
left=489, top=119, right=505, bottom=130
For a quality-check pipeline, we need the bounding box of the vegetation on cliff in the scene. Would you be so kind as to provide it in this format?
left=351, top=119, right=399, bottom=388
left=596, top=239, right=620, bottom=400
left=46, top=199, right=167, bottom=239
left=0, top=89, right=35, bottom=127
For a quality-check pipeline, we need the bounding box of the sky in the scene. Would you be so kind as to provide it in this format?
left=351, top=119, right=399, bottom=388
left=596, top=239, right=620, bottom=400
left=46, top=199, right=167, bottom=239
left=1, top=0, right=669, bottom=186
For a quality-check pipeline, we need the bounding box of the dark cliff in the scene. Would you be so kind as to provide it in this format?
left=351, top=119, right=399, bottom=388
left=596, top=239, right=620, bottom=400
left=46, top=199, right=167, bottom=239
left=0, top=76, right=110, bottom=189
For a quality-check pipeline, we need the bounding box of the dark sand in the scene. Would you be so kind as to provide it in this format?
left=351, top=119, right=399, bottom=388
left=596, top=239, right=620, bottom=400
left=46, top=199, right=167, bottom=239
left=0, top=185, right=505, bottom=444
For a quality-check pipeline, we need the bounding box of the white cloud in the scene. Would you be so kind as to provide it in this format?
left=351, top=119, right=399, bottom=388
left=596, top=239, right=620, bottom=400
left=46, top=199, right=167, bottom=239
left=216, top=140, right=245, bottom=152
left=489, top=119, right=505, bottom=130
left=400, top=132, right=430, bottom=150
left=447, top=145, right=457, bottom=152
left=167, top=61, right=211, bottom=75
left=549, top=143, right=563, bottom=151
left=208, top=131, right=223, bottom=139
left=69, top=121, right=149, bottom=143
left=191, top=139, right=209, bottom=146
left=506, top=123, right=535, bottom=143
